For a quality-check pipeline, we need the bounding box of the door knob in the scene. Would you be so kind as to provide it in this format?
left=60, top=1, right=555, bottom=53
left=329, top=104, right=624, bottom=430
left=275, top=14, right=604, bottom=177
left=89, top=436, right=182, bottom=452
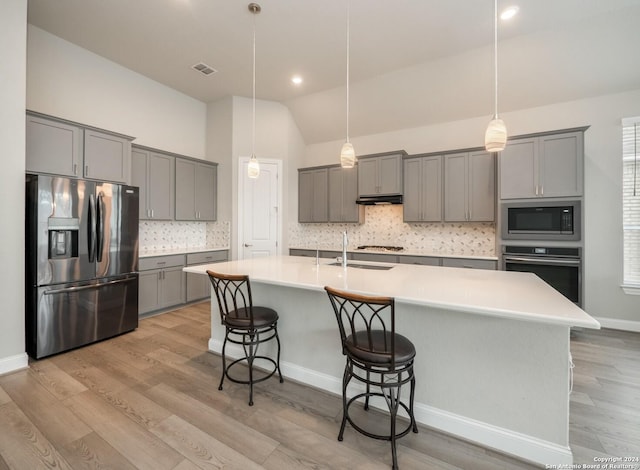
left=244, top=243, right=253, bottom=247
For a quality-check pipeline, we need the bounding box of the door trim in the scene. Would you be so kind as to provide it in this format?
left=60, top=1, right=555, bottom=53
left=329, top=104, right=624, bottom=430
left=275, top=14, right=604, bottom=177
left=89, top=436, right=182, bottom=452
left=237, top=157, right=284, bottom=260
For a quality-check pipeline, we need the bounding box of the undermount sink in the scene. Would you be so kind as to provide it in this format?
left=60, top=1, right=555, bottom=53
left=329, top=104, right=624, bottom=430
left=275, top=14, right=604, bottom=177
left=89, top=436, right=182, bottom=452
left=327, top=262, right=394, bottom=271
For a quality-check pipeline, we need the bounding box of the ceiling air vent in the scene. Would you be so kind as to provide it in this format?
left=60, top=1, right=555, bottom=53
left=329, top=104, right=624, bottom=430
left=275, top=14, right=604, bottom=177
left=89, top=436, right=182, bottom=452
left=191, top=62, right=218, bottom=76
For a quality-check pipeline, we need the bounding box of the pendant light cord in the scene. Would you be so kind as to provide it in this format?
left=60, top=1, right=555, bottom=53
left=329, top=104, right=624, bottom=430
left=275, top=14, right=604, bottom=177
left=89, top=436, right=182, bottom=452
left=493, top=0, right=498, bottom=120
left=252, top=10, right=256, bottom=158
left=346, top=0, right=350, bottom=143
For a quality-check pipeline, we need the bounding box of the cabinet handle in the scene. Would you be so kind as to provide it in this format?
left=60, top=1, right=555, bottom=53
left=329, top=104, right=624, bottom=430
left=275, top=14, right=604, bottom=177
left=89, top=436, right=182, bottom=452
left=151, top=209, right=154, bottom=218
left=73, top=163, right=78, bottom=175
left=540, top=185, right=544, bottom=196
left=535, top=185, right=539, bottom=196
left=85, top=165, right=89, bottom=176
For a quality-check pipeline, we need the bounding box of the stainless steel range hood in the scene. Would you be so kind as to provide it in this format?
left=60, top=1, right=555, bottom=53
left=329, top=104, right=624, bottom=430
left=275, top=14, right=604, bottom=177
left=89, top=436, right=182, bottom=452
left=355, top=194, right=403, bottom=205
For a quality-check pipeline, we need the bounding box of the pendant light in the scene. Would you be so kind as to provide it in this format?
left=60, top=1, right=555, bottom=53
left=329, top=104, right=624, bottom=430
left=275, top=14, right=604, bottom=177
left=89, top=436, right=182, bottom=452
left=485, top=0, right=508, bottom=152
left=340, top=0, right=356, bottom=168
left=247, top=3, right=261, bottom=179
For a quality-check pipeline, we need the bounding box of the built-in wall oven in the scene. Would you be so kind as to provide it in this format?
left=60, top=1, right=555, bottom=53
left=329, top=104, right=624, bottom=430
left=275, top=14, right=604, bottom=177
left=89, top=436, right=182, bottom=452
left=502, top=246, right=582, bottom=306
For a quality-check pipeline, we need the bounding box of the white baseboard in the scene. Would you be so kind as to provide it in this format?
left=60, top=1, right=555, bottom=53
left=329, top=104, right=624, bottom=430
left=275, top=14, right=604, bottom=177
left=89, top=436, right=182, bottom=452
left=414, top=403, right=572, bottom=466
left=594, top=317, right=640, bottom=333
left=0, top=353, right=29, bottom=376
left=208, top=339, right=572, bottom=466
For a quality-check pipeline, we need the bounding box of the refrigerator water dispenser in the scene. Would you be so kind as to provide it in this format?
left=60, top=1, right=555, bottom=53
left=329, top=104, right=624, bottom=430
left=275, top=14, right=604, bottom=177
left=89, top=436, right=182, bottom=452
left=47, top=218, right=79, bottom=259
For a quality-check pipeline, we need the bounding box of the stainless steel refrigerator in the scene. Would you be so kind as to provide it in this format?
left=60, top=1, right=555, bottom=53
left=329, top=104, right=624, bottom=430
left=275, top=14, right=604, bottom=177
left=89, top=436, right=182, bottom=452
left=25, top=174, right=139, bottom=359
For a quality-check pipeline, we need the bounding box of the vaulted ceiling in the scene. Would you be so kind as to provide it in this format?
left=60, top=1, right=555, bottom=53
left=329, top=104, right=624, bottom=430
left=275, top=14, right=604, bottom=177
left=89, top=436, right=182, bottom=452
left=27, top=0, right=640, bottom=143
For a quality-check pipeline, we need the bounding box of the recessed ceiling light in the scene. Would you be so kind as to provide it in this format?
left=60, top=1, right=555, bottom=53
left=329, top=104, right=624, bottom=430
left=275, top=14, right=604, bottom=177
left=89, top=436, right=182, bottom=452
left=500, top=5, right=519, bottom=20
left=291, top=75, right=303, bottom=85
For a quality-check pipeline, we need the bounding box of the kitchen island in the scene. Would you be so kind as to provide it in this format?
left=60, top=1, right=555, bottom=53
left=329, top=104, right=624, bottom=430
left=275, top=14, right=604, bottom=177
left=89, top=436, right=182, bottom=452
left=184, top=255, right=600, bottom=466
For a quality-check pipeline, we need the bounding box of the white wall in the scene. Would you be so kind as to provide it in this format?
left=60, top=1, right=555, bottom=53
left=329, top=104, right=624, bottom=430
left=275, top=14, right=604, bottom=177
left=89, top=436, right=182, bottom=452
left=304, top=89, right=640, bottom=326
left=27, top=25, right=207, bottom=158
left=207, top=97, right=234, bottom=223
left=211, top=96, right=305, bottom=259
left=0, top=0, right=28, bottom=373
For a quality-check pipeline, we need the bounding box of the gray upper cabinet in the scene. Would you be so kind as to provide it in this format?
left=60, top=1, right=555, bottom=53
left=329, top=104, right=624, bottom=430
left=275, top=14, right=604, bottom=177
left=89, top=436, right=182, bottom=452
left=26, top=112, right=133, bottom=184
left=298, top=168, right=329, bottom=223
left=175, top=158, right=218, bottom=221
left=403, top=155, right=442, bottom=222
left=498, top=138, right=537, bottom=199
left=83, top=129, right=131, bottom=183
left=131, top=146, right=175, bottom=220
left=26, top=114, right=83, bottom=177
left=358, top=152, right=404, bottom=196
left=444, top=150, right=495, bottom=222
left=328, top=166, right=361, bottom=223
left=500, top=130, right=584, bottom=199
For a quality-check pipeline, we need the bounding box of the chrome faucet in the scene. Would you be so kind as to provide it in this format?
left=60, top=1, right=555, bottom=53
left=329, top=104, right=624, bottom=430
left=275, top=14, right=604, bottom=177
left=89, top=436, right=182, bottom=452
left=342, top=231, right=348, bottom=268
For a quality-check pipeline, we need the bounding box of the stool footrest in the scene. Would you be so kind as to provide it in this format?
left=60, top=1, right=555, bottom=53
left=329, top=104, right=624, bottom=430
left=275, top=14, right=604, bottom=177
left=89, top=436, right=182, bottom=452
left=344, top=392, right=415, bottom=441
left=223, top=355, right=280, bottom=386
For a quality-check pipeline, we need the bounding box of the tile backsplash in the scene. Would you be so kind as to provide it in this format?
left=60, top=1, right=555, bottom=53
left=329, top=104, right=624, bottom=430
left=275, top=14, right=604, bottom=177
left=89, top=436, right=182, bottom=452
left=288, top=205, right=496, bottom=256
left=139, top=221, right=230, bottom=252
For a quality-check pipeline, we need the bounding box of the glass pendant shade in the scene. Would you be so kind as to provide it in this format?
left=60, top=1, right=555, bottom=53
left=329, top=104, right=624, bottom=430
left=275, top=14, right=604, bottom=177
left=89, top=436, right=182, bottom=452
left=340, top=142, right=356, bottom=168
left=248, top=154, right=260, bottom=178
left=485, top=117, right=507, bottom=152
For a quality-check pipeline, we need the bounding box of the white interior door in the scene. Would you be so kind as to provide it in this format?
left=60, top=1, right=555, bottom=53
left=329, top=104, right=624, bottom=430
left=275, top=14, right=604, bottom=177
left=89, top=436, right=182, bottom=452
left=239, top=159, right=280, bottom=259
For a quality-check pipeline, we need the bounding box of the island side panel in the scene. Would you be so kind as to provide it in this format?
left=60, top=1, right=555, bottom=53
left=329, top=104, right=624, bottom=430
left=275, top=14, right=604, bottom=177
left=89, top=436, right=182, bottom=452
left=395, top=302, right=570, bottom=447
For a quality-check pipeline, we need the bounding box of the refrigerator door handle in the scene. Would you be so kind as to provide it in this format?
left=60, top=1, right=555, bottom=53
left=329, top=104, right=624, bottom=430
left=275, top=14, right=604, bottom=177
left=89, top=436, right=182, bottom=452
left=97, top=192, right=105, bottom=262
left=88, top=193, right=97, bottom=263
left=43, top=277, right=136, bottom=295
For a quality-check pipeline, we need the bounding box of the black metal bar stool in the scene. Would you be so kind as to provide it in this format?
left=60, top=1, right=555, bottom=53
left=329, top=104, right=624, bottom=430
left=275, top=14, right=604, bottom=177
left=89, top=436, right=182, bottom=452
left=325, top=286, right=418, bottom=470
left=207, top=270, right=283, bottom=406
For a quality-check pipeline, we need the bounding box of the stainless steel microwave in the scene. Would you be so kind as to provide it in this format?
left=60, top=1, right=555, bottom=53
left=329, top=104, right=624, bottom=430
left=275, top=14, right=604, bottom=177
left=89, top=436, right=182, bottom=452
left=501, top=201, right=581, bottom=241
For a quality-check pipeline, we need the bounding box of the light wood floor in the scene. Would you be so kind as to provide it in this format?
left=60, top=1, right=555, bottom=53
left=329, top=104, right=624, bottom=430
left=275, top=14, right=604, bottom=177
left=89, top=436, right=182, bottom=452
left=0, top=302, right=638, bottom=469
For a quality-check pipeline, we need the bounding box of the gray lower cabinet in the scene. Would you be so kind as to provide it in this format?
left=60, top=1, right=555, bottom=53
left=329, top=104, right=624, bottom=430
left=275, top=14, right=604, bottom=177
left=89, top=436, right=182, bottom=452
left=500, top=130, right=584, bottom=199
left=131, top=146, right=175, bottom=220
left=185, top=250, right=228, bottom=302
left=83, top=129, right=131, bottom=183
left=26, top=114, right=83, bottom=177
left=444, top=150, right=495, bottom=222
left=442, top=258, right=497, bottom=270
left=351, top=252, right=398, bottom=263
left=398, top=255, right=442, bottom=266
left=289, top=249, right=315, bottom=257
left=138, top=255, right=186, bottom=315
left=175, top=158, right=218, bottom=221
left=298, top=168, right=329, bottom=222
left=403, top=155, right=442, bottom=222
left=328, top=166, right=361, bottom=222
left=358, top=152, right=404, bottom=197
left=289, top=249, right=495, bottom=269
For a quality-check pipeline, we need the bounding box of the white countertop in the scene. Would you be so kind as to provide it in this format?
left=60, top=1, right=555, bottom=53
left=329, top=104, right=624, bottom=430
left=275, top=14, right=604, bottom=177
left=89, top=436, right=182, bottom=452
left=185, top=255, right=599, bottom=329
left=139, top=247, right=229, bottom=258
left=289, top=246, right=498, bottom=261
